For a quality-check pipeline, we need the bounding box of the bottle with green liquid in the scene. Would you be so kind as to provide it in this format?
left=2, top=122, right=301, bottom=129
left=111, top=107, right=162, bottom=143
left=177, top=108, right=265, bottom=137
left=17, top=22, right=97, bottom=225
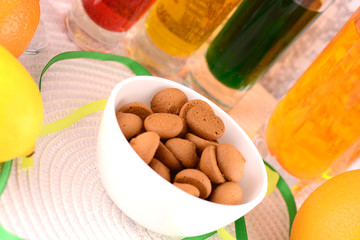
left=189, top=0, right=334, bottom=110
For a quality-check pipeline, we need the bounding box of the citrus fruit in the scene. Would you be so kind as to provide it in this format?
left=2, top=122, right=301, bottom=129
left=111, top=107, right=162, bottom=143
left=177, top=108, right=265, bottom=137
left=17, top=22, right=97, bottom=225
left=0, top=0, right=41, bottom=57
left=290, top=169, right=360, bottom=240
left=0, top=45, right=44, bottom=162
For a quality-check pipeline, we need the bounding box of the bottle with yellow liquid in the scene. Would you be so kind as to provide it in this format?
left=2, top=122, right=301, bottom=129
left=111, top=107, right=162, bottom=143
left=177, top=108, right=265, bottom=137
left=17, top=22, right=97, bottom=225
left=128, top=0, right=241, bottom=77
left=265, top=7, right=360, bottom=186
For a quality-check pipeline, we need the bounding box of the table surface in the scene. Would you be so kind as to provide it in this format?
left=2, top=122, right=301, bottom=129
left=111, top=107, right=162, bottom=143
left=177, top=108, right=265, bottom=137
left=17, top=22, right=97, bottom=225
left=1, top=0, right=359, bottom=239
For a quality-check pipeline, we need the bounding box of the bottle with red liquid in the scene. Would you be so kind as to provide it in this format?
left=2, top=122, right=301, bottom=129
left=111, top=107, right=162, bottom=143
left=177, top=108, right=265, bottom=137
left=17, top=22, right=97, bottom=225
left=65, top=0, right=156, bottom=54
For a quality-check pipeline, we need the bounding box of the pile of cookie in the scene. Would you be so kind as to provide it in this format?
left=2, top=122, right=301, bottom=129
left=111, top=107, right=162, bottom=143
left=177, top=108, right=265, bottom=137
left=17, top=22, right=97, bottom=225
left=116, top=88, right=246, bottom=205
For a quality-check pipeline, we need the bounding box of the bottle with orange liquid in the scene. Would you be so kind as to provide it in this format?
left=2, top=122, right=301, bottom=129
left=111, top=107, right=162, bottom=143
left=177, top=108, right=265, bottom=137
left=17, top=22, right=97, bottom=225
left=265, top=7, right=360, bottom=185
left=128, top=0, right=241, bottom=77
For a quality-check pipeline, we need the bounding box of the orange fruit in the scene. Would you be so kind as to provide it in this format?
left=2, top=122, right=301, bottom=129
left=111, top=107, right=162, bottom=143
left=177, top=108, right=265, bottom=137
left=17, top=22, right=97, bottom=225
left=290, top=169, right=360, bottom=240
left=0, top=0, right=40, bottom=58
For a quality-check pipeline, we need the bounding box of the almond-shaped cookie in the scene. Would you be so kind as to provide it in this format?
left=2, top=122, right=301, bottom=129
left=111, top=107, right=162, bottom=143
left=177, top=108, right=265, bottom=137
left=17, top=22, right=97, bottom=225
left=149, top=158, right=171, bottom=182
left=118, top=101, right=153, bottom=120
left=165, top=138, right=198, bottom=168
left=151, top=88, right=188, bottom=114
left=199, top=145, right=226, bottom=184
left=130, top=131, right=160, bottom=164
left=186, top=105, right=225, bottom=141
left=185, top=133, right=218, bottom=154
left=178, top=99, right=213, bottom=137
left=216, top=144, right=246, bottom=182
left=154, top=142, right=183, bottom=171
left=173, top=182, right=200, bottom=198
left=174, top=169, right=212, bottom=199
left=116, top=112, right=143, bottom=140
left=210, top=182, right=243, bottom=205
left=144, top=113, right=183, bottom=139
left=178, top=99, right=213, bottom=119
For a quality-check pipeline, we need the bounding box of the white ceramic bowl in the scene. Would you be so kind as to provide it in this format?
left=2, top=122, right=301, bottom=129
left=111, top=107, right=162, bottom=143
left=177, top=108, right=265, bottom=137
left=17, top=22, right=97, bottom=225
left=97, top=76, right=268, bottom=237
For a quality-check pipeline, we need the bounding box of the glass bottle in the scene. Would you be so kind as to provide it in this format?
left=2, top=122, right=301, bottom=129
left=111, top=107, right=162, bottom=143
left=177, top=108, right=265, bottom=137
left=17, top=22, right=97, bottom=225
left=188, top=0, right=333, bottom=111
left=265, top=7, right=360, bottom=186
left=128, top=0, right=242, bottom=77
left=65, top=0, right=157, bottom=54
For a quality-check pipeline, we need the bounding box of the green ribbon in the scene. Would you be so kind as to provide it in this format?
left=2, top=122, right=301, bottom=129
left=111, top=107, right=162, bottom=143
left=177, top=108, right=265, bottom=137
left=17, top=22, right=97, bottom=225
left=0, top=161, right=12, bottom=196
left=0, top=161, right=20, bottom=240
left=235, top=217, right=248, bottom=240
left=264, top=161, right=297, bottom=231
left=39, top=51, right=151, bottom=91
left=0, top=51, right=297, bottom=240
left=0, top=225, right=22, bottom=240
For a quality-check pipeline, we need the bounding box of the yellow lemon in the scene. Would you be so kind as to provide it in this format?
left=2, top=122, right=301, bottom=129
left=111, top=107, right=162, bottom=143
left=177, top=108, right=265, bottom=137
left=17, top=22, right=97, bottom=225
left=290, top=169, right=360, bottom=240
left=0, top=45, right=43, bottom=162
